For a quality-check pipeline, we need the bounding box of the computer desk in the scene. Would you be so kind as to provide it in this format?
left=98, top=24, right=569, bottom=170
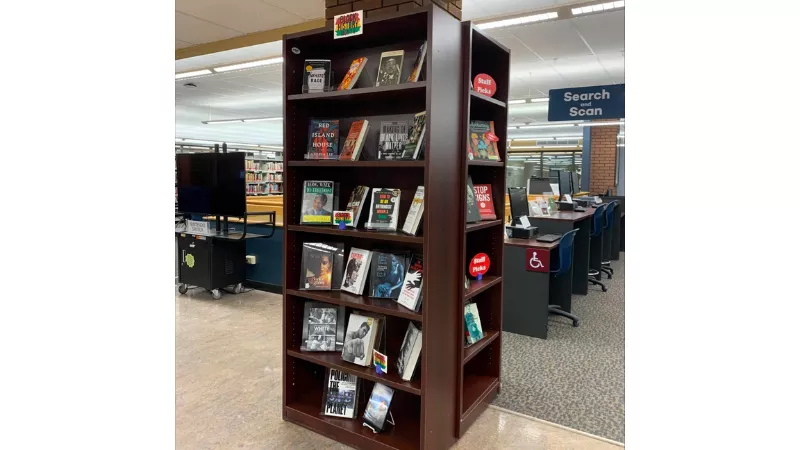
left=526, top=209, right=594, bottom=299
left=502, top=236, right=569, bottom=339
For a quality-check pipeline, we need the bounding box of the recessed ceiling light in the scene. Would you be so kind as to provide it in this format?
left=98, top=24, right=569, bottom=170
left=572, top=1, right=624, bottom=16
left=476, top=11, right=558, bottom=30
left=175, top=69, right=212, bottom=79
left=214, top=57, right=283, bottom=73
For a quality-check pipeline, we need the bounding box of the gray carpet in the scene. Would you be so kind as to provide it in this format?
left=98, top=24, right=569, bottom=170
left=493, top=253, right=625, bottom=443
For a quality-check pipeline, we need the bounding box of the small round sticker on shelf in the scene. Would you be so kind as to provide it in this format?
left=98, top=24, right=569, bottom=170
left=469, top=253, right=491, bottom=280
left=473, top=73, right=496, bottom=97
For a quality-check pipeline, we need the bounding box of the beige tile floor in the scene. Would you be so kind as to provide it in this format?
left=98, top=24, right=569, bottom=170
left=176, top=289, right=623, bottom=450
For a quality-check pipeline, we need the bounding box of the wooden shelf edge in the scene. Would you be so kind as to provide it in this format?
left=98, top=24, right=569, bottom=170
left=287, top=348, right=422, bottom=395
left=288, top=81, right=427, bottom=101
left=461, top=377, right=500, bottom=422
left=286, top=289, right=423, bottom=321
left=287, top=225, right=424, bottom=244
left=466, top=219, right=503, bottom=232
left=464, top=275, right=502, bottom=301
left=288, top=160, right=425, bottom=168
left=467, top=159, right=504, bottom=167
left=469, top=90, right=507, bottom=108
left=462, top=330, right=500, bottom=365
left=284, top=405, right=414, bottom=450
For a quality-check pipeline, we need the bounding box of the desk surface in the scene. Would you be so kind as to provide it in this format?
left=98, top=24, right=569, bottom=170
left=529, top=209, right=595, bottom=222
left=504, top=235, right=560, bottom=250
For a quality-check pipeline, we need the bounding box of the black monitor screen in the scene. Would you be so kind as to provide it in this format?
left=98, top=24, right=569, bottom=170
left=176, top=153, right=246, bottom=216
left=508, top=187, right=529, bottom=219
left=558, top=170, right=572, bottom=197
left=571, top=172, right=580, bottom=194
left=528, top=178, right=552, bottom=195
left=213, top=152, right=246, bottom=217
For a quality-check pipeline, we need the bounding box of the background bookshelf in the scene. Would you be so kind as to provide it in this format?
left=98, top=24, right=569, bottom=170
left=246, top=159, right=283, bottom=195
left=281, top=6, right=466, bottom=450
left=457, top=23, right=510, bottom=437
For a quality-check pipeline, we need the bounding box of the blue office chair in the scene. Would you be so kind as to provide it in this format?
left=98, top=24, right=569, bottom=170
left=549, top=228, right=581, bottom=327
left=601, top=201, right=617, bottom=279
left=589, top=203, right=608, bottom=292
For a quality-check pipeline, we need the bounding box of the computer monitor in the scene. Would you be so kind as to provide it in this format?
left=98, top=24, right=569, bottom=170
left=571, top=171, right=580, bottom=195
left=176, top=152, right=246, bottom=216
left=557, top=170, right=572, bottom=200
left=508, top=187, right=529, bottom=222
left=527, top=177, right=553, bottom=195
left=214, top=152, right=246, bottom=217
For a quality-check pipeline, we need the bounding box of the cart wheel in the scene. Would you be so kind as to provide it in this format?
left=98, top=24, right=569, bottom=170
left=211, top=289, right=222, bottom=300
left=234, top=283, right=243, bottom=294
left=178, top=284, right=188, bottom=295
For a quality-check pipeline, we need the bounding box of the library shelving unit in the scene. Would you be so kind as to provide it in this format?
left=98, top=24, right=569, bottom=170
left=280, top=5, right=488, bottom=450
left=456, top=23, right=510, bottom=437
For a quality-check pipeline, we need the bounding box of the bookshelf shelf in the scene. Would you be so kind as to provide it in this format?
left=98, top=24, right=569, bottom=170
left=467, top=159, right=504, bottom=167
left=286, top=289, right=422, bottom=321
left=469, top=90, right=506, bottom=109
left=288, top=160, right=425, bottom=168
left=466, top=220, right=503, bottom=233
left=463, top=275, right=502, bottom=301
left=462, top=330, right=499, bottom=365
left=288, top=225, right=423, bottom=244
left=460, top=375, right=500, bottom=420
left=287, top=347, right=422, bottom=395
left=288, top=81, right=427, bottom=103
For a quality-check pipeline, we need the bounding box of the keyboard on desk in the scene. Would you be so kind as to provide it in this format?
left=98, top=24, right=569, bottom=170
left=536, top=234, right=562, bottom=243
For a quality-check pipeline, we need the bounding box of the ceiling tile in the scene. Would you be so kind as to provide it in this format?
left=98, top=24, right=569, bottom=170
left=462, top=0, right=562, bottom=21
left=551, top=55, right=613, bottom=87
left=569, top=10, right=625, bottom=54
left=266, top=0, right=325, bottom=20
left=511, top=19, right=592, bottom=60
left=176, top=12, right=243, bottom=45
left=176, top=39, right=194, bottom=49
left=596, top=52, right=625, bottom=81
left=176, top=0, right=306, bottom=35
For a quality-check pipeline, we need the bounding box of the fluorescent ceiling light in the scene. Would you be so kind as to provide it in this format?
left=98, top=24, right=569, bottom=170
left=177, top=138, right=218, bottom=144
left=511, top=145, right=582, bottom=149
left=529, top=97, right=549, bottom=103
left=175, top=69, right=212, bottom=79
left=516, top=123, right=580, bottom=129
left=214, top=57, right=283, bottom=73
left=259, top=145, right=283, bottom=149
left=513, top=135, right=583, bottom=140
left=507, top=99, right=527, bottom=104
left=578, top=121, right=625, bottom=127
left=572, top=1, right=624, bottom=16
left=476, top=11, right=558, bottom=30
left=203, top=119, right=244, bottom=124
left=242, top=117, right=282, bottom=123
left=226, top=142, right=260, bottom=147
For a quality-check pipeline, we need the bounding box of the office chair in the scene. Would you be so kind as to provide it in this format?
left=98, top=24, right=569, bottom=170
left=601, top=201, right=617, bottom=279
left=548, top=229, right=581, bottom=327
left=589, top=203, right=608, bottom=292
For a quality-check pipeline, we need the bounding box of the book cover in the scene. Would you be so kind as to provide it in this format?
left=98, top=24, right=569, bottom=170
left=301, top=302, right=346, bottom=351
left=363, top=383, right=395, bottom=432
left=473, top=184, right=497, bottom=220
left=365, top=188, right=401, bottom=231
left=397, top=254, right=423, bottom=312
left=303, top=59, right=332, bottom=93
left=401, top=112, right=426, bottom=160
left=339, top=119, right=369, bottom=161
left=401, top=186, right=424, bottom=235
left=300, top=181, right=336, bottom=224
left=321, top=368, right=359, bottom=418
left=305, top=305, right=339, bottom=351
left=331, top=242, right=346, bottom=290
left=369, top=251, right=408, bottom=299
left=345, top=185, right=369, bottom=228
left=342, top=313, right=378, bottom=366
left=306, top=120, right=340, bottom=160
left=396, top=322, right=423, bottom=381
left=338, top=57, right=368, bottom=90
left=341, top=248, right=372, bottom=296
left=377, top=121, right=408, bottom=160
left=300, top=243, right=334, bottom=290
left=375, top=50, right=404, bottom=87
left=406, top=42, right=427, bottom=83
left=464, top=303, right=485, bottom=345
left=467, top=120, right=501, bottom=161
left=465, top=176, right=481, bottom=223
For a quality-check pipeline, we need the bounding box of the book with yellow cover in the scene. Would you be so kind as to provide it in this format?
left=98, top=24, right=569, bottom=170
left=338, top=57, right=368, bottom=90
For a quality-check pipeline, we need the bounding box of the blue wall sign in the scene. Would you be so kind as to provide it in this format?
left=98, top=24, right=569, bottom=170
left=547, top=84, right=624, bottom=122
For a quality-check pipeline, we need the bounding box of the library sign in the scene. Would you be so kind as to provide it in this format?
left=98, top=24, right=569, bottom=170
left=547, top=84, right=624, bottom=122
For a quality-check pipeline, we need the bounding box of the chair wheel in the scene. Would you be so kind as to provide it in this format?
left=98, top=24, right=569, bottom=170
left=211, top=289, right=222, bottom=300
left=573, top=320, right=579, bottom=327
left=178, top=284, right=188, bottom=294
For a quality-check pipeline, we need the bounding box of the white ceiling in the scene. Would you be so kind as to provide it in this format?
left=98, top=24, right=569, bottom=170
left=175, top=3, right=624, bottom=145
left=176, top=0, right=324, bottom=49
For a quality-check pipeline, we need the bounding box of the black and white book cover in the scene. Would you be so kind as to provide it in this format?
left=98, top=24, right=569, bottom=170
left=345, top=185, right=370, bottom=228
left=401, top=111, right=426, bottom=160
left=397, top=254, right=423, bottom=312
left=303, top=59, right=332, bottom=93
left=465, top=176, right=481, bottom=223
left=341, top=248, right=372, bottom=296
left=301, top=302, right=346, bottom=351
left=341, top=313, right=379, bottom=367
left=321, top=368, right=359, bottom=418
left=396, top=322, right=423, bottom=381
left=369, top=251, right=408, bottom=299
left=375, top=50, right=404, bottom=87
left=365, top=188, right=401, bottom=231
left=363, top=383, right=395, bottom=432
left=377, top=121, right=408, bottom=160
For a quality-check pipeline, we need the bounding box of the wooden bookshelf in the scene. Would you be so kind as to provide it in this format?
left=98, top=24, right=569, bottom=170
left=456, top=23, right=510, bottom=438
left=282, top=6, right=468, bottom=450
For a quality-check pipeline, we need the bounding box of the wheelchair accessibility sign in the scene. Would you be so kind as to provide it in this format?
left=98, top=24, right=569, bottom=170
left=525, top=248, right=549, bottom=273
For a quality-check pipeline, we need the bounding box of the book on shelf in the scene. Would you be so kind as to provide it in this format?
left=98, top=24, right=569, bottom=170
left=365, top=188, right=401, bottom=231
left=406, top=41, right=427, bottom=83
left=377, top=121, right=408, bottom=160
left=369, top=251, right=409, bottom=299
left=341, top=248, right=372, bottom=296
left=401, top=111, right=426, bottom=160
left=303, top=59, right=332, bottom=93
left=345, top=185, right=369, bottom=228
left=473, top=183, right=497, bottom=220
left=396, top=322, right=423, bottom=381
left=339, top=119, right=370, bottom=161
left=465, top=176, right=481, bottom=224
left=301, top=302, right=346, bottom=352
left=306, top=120, right=340, bottom=160
left=375, top=50, right=404, bottom=87
left=467, top=120, right=501, bottom=161
left=397, top=253, right=423, bottom=312
left=300, top=180, right=338, bottom=225
left=321, top=368, right=359, bottom=419
left=338, top=57, right=368, bottom=91
left=342, top=312, right=383, bottom=367
left=464, top=303, right=485, bottom=345
left=300, top=242, right=344, bottom=290
left=363, top=383, right=395, bottom=433
left=401, top=186, right=424, bottom=236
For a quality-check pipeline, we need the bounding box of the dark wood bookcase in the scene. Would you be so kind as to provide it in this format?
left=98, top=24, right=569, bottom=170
left=281, top=7, right=508, bottom=449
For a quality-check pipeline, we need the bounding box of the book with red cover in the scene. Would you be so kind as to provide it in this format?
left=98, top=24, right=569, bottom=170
left=473, top=184, right=496, bottom=220
left=338, top=57, right=368, bottom=91
left=339, top=120, right=369, bottom=161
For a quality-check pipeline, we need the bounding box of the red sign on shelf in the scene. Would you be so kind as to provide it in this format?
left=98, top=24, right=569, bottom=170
left=469, top=253, right=491, bottom=277
left=525, top=248, right=550, bottom=273
left=473, top=73, right=496, bottom=97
